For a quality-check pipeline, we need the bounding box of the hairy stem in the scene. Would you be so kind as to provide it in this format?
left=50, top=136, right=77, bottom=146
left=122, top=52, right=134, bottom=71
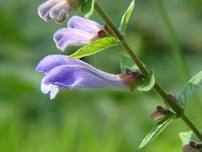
left=156, top=0, right=190, bottom=83
left=94, top=1, right=202, bottom=141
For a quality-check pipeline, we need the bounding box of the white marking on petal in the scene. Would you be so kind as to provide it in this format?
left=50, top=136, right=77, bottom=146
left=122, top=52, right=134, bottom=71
left=41, top=79, right=51, bottom=94
left=49, top=86, right=59, bottom=100
left=41, top=79, right=59, bottom=100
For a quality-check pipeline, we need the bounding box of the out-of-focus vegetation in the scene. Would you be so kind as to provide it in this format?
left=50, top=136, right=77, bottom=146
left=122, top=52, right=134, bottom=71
left=0, top=0, right=202, bottom=151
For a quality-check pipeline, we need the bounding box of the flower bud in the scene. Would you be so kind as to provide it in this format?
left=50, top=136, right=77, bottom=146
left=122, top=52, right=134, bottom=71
left=54, top=16, right=106, bottom=51
left=38, top=0, right=83, bottom=23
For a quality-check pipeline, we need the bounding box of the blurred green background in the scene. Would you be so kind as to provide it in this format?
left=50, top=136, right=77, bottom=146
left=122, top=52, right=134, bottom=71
left=0, top=0, right=202, bottom=151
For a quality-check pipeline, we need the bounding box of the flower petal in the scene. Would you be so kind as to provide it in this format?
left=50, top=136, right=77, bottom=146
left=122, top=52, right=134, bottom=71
left=36, top=55, right=119, bottom=78
left=41, top=78, right=59, bottom=99
left=49, top=1, right=71, bottom=22
left=38, top=0, right=70, bottom=22
left=43, top=64, right=125, bottom=89
left=68, top=16, right=103, bottom=34
left=54, top=28, right=94, bottom=51
left=35, top=55, right=82, bottom=74
left=38, top=0, right=59, bottom=21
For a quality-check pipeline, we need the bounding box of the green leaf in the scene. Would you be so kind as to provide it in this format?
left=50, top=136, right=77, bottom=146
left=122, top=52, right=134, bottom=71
left=138, top=116, right=174, bottom=149
left=120, top=54, right=139, bottom=73
left=137, top=71, right=155, bottom=92
left=179, top=131, right=202, bottom=146
left=81, top=0, right=95, bottom=18
left=118, top=0, right=135, bottom=33
left=178, top=71, right=202, bottom=107
left=68, top=37, right=118, bottom=59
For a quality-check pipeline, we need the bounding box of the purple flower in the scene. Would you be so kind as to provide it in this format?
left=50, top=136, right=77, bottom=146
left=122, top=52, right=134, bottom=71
left=54, top=16, right=107, bottom=51
left=35, top=55, right=126, bottom=99
left=38, top=0, right=82, bottom=23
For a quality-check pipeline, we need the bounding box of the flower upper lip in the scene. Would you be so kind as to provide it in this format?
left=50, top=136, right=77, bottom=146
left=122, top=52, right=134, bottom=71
left=68, top=16, right=103, bottom=34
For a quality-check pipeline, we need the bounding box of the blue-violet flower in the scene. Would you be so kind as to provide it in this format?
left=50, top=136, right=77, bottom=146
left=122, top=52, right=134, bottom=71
left=54, top=16, right=107, bottom=51
left=35, top=55, right=126, bottom=99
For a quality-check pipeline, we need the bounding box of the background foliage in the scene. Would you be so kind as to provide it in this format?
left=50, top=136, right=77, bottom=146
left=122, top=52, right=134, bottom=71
left=0, top=0, right=202, bottom=151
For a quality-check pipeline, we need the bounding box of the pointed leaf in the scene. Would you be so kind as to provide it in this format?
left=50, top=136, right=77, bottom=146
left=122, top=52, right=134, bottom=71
left=178, top=71, right=202, bottom=107
left=119, top=0, right=135, bottom=33
left=69, top=37, right=118, bottom=59
left=179, top=131, right=202, bottom=146
left=137, top=71, right=155, bottom=92
left=81, top=0, right=95, bottom=18
left=138, top=116, right=174, bottom=149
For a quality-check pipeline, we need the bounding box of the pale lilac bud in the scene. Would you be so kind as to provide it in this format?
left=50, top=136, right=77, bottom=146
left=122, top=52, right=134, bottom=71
left=53, top=16, right=106, bottom=51
left=35, top=55, right=125, bottom=99
left=38, top=0, right=74, bottom=23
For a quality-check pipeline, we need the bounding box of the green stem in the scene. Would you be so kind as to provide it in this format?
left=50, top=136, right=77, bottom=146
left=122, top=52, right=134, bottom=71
left=156, top=0, right=202, bottom=125
left=156, top=0, right=190, bottom=82
left=94, top=1, right=202, bottom=141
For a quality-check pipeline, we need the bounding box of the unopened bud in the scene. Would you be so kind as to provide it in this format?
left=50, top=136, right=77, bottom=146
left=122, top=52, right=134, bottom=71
left=38, top=0, right=83, bottom=23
